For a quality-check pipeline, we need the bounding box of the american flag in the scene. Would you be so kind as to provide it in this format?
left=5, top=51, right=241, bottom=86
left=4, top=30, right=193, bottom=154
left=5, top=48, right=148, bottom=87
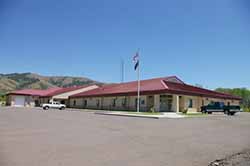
left=133, top=52, right=139, bottom=71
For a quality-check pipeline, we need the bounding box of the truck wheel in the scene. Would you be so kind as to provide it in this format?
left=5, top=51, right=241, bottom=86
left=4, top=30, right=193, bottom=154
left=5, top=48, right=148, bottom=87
left=44, top=106, right=49, bottom=110
left=208, top=112, right=212, bottom=114
left=59, top=107, right=65, bottom=110
left=224, top=110, right=229, bottom=115
left=230, top=112, right=235, bottom=116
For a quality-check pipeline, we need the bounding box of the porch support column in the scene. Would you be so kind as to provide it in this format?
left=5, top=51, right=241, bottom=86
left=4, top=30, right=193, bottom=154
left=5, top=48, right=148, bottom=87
left=176, top=95, right=179, bottom=113
left=154, top=95, right=160, bottom=112
left=173, top=95, right=180, bottom=113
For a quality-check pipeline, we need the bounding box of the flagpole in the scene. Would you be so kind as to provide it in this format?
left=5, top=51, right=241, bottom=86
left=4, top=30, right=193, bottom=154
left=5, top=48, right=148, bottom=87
left=137, top=51, right=140, bottom=113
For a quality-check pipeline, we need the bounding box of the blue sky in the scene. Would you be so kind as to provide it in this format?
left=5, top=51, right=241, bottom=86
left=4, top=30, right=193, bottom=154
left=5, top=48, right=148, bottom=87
left=0, top=0, right=250, bottom=89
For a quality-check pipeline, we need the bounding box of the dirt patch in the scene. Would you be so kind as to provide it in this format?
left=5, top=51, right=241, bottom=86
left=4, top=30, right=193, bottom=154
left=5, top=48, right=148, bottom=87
left=209, top=149, right=250, bottom=166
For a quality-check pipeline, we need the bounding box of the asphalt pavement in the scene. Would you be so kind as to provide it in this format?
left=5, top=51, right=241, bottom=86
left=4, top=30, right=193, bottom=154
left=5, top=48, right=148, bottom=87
left=0, top=107, right=249, bottom=166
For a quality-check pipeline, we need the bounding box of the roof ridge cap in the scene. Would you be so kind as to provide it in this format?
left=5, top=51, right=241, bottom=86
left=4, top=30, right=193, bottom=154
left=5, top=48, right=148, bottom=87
left=161, top=80, right=169, bottom=89
left=163, top=76, right=185, bottom=84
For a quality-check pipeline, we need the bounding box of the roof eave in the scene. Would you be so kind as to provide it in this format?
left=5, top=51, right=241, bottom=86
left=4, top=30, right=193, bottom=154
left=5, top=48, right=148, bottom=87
left=70, top=89, right=242, bottom=100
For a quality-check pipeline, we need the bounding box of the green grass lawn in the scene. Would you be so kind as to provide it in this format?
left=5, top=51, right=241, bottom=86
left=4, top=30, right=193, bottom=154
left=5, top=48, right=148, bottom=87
left=108, top=111, right=207, bottom=117
left=80, top=109, right=162, bottom=115
left=112, top=111, right=205, bottom=116
left=82, top=109, right=208, bottom=117
left=178, top=112, right=207, bottom=117
left=122, top=111, right=162, bottom=115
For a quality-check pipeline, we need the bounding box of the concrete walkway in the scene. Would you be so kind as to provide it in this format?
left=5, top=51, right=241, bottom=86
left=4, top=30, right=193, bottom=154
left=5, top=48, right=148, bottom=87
left=95, top=111, right=185, bottom=119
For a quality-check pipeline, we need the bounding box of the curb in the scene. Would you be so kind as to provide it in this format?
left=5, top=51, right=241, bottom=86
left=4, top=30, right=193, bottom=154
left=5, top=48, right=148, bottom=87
left=94, top=112, right=160, bottom=119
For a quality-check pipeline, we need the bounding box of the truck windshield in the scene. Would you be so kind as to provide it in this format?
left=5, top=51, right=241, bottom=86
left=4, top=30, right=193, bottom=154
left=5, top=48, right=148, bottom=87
left=219, top=102, right=224, bottom=107
left=208, top=102, right=224, bottom=107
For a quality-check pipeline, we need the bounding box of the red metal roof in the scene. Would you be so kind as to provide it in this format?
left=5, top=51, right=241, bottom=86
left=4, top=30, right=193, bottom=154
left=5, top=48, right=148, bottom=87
left=71, top=76, right=241, bottom=100
left=163, top=81, right=241, bottom=100
left=8, top=87, right=62, bottom=96
left=42, top=85, right=95, bottom=97
left=8, top=85, right=97, bottom=97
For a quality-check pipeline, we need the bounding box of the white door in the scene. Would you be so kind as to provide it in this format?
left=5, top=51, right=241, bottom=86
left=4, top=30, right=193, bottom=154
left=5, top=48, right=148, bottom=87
left=14, top=96, right=25, bottom=107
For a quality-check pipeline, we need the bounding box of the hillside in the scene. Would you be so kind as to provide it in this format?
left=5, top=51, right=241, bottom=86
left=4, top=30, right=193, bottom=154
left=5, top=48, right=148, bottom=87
left=0, top=73, right=102, bottom=95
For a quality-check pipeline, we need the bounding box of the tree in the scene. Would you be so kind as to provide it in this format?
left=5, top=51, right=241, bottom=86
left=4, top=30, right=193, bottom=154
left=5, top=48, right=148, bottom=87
left=215, top=88, right=250, bottom=112
left=0, top=94, right=6, bottom=102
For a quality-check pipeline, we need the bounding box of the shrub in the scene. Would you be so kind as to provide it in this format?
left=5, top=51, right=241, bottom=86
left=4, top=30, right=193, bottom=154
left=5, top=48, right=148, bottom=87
left=0, top=94, right=6, bottom=102
left=0, top=101, right=6, bottom=106
left=150, top=107, right=155, bottom=113
left=243, top=107, right=250, bottom=112
left=182, top=109, right=188, bottom=114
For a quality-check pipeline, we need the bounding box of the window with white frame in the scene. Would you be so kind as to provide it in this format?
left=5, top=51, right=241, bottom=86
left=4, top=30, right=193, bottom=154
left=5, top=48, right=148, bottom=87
left=141, top=99, right=145, bottom=105
left=188, top=99, right=193, bottom=108
left=96, top=99, right=100, bottom=107
left=83, top=100, right=87, bottom=107
left=112, top=98, right=116, bottom=107
left=122, top=98, right=127, bottom=107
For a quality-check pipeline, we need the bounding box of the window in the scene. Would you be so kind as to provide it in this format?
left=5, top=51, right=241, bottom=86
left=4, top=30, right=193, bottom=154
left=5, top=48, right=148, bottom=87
left=135, top=98, right=144, bottom=107
left=135, top=98, right=138, bottom=107
left=96, top=99, right=100, bottom=107
left=122, top=98, right=127, bottom=107
left=160, top=95, right=172, bottom=111
left=112, top=98, right=116, bottom=107
left=141, top=99, right=145, bottom=105
left=83, top=100, right=87, bottom=107
left=35, top=100, right=39, bottom=106
left=219, top=102, right=225, bottom=107
left=188, top=99, right=193, bottom=108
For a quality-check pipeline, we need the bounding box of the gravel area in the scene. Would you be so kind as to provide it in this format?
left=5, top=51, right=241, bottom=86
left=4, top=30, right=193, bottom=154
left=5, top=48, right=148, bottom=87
left=209, top=149, right=250, bottom=166
left=0, top=107, right=250, bottom=166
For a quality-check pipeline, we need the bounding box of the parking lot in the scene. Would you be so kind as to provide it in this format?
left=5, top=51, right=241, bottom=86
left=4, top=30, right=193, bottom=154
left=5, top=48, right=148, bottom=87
left=0, top=107, right=250, bottom=166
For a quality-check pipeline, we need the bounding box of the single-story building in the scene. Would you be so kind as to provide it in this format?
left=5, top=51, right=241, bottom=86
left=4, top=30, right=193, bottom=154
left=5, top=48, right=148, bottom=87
left=6, top=88, right=61, bottom=107
left=39, top=85, right=99, bottom=106
left=6, top=85, right=99, bottom=107
left=69, top=76, right=241, bottom=112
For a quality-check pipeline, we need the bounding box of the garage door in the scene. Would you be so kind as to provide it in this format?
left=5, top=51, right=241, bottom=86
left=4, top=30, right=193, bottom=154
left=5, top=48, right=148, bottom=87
left=14, top=96, right=25, bottom=107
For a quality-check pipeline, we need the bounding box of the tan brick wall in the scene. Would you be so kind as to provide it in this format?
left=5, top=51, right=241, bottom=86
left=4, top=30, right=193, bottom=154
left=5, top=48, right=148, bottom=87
left=69, top=98, right=84, bottom=108
left=179, top=96, right=241, bottom=113
left=40, top=97, right=52, bottom=105
left=69, top=95, right=148, bottom=111
left=69, top=94, right=241, bottom=112
left=7, top=95, right=40, bottom=107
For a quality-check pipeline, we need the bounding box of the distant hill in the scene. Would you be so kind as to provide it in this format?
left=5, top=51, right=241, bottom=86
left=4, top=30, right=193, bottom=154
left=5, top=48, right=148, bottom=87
left=0, top=73, right=103, bottom=95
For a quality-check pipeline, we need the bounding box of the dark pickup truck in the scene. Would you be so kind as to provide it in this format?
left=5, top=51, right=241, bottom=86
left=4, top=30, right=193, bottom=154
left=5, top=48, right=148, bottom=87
left=201, top=102, right=241, bottom=116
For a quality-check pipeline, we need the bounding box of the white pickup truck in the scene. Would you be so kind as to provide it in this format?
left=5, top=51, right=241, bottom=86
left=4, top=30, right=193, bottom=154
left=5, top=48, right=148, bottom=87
left=42, top=102, right=66, bottom=110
